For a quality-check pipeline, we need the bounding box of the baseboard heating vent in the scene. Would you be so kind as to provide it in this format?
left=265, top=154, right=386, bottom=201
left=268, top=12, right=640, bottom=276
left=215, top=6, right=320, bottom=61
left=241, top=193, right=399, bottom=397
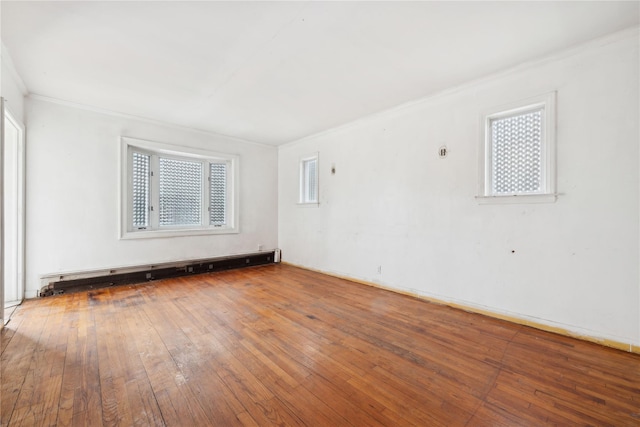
left=39, top=251, right=276, bottom=297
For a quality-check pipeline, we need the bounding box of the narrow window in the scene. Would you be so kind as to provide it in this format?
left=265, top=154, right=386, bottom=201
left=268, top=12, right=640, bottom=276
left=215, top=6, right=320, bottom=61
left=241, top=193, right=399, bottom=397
left=299, top=155, right=318, bottom=204
left=131, top=152, right=150, bottom=229
left=209, top=162, right=227, bottom=226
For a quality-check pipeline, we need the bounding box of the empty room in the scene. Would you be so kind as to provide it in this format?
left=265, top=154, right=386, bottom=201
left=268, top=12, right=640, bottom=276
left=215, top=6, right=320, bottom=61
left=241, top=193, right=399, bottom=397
left=1, top=1, right=639, bottom=426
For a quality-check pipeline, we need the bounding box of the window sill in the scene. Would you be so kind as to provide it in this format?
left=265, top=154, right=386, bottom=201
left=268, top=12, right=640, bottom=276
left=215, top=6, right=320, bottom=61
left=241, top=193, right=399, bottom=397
left=120, top=226, right=239, bottom=240
left=475, top=193, right=558, bottom=205
left=297, top=202, right=319, bottom=208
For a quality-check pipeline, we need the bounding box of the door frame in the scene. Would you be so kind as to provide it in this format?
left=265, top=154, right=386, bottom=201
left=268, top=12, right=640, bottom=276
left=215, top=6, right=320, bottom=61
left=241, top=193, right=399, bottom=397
left=2, top=102, right=26, bottom=322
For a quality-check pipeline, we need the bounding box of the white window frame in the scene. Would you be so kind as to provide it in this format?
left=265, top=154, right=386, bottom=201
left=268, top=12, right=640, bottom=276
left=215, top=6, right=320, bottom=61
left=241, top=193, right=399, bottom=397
left=477, top=92, right=557, bottom=204
left=298, top=153, right=319, bottom=205
left=119, top=137, right=239, bottom=239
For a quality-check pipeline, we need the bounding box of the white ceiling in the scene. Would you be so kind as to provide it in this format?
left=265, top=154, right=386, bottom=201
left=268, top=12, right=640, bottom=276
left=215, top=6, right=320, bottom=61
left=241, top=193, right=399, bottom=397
left=2, top=1, right=638, bottom=145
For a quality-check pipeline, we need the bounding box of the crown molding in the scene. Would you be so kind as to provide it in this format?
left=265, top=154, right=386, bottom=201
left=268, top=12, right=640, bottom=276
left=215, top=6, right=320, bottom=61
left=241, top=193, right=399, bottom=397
left=280, top=25, right=640, bottom=149
left=27, top=93, right=276, bottom=149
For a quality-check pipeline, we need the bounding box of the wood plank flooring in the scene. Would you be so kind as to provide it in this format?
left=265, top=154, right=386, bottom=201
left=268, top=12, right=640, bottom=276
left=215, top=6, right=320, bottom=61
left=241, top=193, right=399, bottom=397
left=2, top=264, right=639, bottom=426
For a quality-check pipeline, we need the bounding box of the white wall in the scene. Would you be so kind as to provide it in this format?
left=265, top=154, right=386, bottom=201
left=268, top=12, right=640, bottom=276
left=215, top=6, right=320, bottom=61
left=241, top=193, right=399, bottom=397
left=279, top=31, right=640, bottom=347
left=1, top=46, right=26, bottom=327
left=1, top=45, right=26, bottom=122
left=25, top=98, right=278, bottom=297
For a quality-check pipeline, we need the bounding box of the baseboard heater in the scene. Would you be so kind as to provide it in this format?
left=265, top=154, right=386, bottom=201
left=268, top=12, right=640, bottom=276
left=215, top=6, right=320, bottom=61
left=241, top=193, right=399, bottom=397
left=39, top=250, right=278, bottom=297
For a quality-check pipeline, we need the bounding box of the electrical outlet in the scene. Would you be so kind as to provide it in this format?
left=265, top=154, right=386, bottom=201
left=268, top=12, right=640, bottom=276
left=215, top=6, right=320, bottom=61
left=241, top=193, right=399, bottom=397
left=377, top=266, right=382, bottom=274
left=258, top=244, right=263, bottom=251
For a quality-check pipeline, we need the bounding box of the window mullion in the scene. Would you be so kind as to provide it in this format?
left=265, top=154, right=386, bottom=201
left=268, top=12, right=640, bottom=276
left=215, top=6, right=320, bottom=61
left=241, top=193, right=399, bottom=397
left=149, top=154, right=160, bottom=229
left=203, top=161, right=210, bottom=227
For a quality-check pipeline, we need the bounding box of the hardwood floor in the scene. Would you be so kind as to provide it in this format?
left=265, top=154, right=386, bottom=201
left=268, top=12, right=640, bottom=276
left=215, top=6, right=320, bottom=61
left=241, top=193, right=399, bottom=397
left=2, top=264, right=639, bottom=426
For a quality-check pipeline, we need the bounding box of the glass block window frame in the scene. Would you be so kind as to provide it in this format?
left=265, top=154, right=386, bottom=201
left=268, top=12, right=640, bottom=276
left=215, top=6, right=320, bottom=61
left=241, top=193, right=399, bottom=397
left=479, top=92, right=557, bottom=204
left=158, top=157, right=203, bottom=227
left=299, top=154, right=319, bottom=205
left=120, top=137, right=238, bottom=238
left=209, top=162, right=228, bottom=226
left=131, top=152, right=150, bottom=228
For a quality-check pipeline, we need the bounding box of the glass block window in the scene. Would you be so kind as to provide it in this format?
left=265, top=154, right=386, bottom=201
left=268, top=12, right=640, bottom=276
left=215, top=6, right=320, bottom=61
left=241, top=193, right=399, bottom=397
left=210, top=162, right=227, bottom=226
left=123, top=137, right=238, bottom=237
left=490, top=108, right=543, bottom=194
left=300, top=156, right=318, bottom=204
left=158, top=158, right=202, bottom=226
left=480, top=92, right=556, bottom=202
left=132, top=152, right=150, bottom=228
